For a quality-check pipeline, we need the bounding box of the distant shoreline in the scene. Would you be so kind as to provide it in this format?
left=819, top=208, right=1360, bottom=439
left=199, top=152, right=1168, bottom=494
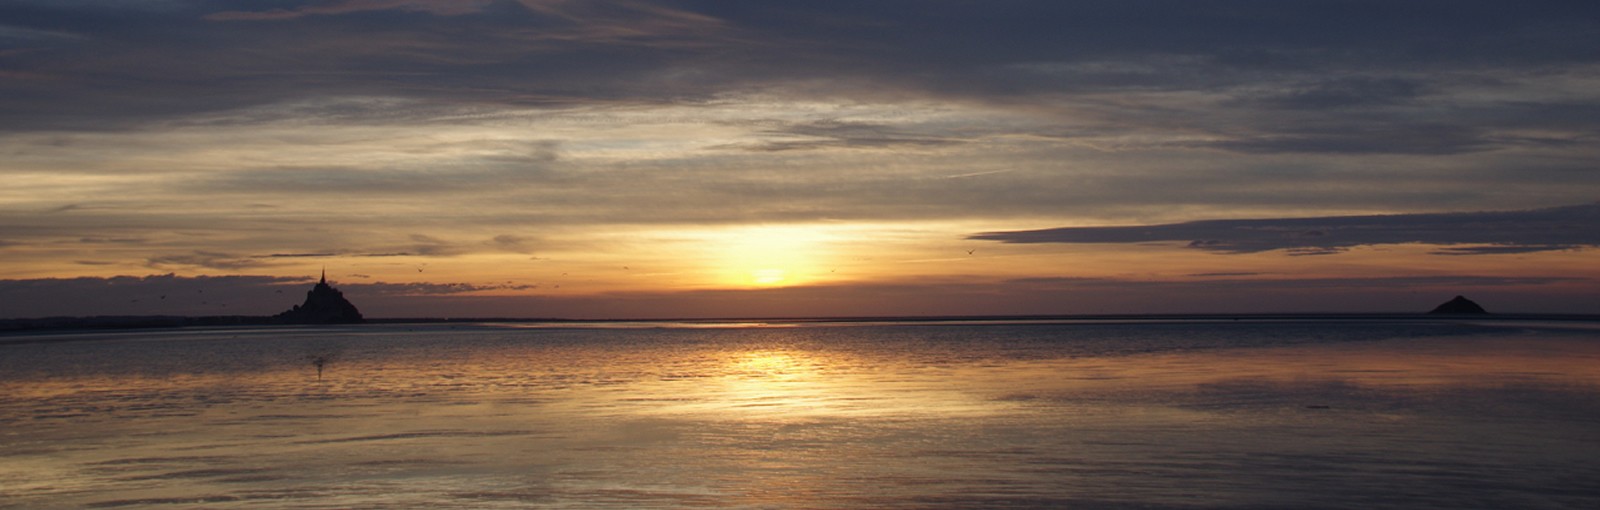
left=4, top=312, right=1599, bottom=339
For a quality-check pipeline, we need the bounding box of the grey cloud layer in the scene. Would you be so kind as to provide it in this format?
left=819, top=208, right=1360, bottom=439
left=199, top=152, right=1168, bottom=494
left=2, top=0, right=1600, bottom=259
left=5, top=1, right=1599, bottom=136
left=972, top=204, right=1600, bottom=255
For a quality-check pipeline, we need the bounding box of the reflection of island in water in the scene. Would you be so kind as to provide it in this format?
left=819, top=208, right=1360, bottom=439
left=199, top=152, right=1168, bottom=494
left=275, top=270, right=364, bottom=324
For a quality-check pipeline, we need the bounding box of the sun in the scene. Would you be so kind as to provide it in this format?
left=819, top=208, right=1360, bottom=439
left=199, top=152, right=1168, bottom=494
left=751, top=268, right=788, bottom=285
left=696, top=226, right=838, bottom=288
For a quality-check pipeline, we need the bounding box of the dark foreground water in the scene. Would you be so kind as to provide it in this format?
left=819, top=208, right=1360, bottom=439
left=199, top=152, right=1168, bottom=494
left=2, top=318, right=1598, bottom=509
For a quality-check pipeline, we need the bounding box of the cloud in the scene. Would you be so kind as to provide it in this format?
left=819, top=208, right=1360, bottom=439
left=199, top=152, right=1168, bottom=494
left=1243, top=76, right=1430, bottom=111
left=1198, top=124, right=1497, bottom=155
left=79, top=237, right=146, bottom=244
left=737, top=120, right=966, bottom=152
left=971, top=203, right=1600, bottom=255
left=74, top=260, right=116, bottom=266
left=0, top=23, right=86, bottom=43
left=510, top=0, right=729, bottom=46
left=489, top=234, right=539, bottom=253
left=4, top=0, right=1594, bottom=133
left=1430, top=245, right=1581, bottom=256
left=146, top=251, right=267, bottom=271
left=345, top=281, right=541, bottom=296
left=142, top=246, right=456, bottom=272
left=191, top=149, right=559, bottom=196
left=404, top=234, right=469, bottom=257
left=1002, top=275, right=1585, bottom=290
left=0, top=274, right=308, bottom=317
left=205, top=0, right=494, bottom=21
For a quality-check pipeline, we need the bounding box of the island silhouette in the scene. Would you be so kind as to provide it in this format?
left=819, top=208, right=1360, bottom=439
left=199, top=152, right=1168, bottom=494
left=274, top=270, right=365, bottom=324
left=1428, top=295, right=1489, bottom=315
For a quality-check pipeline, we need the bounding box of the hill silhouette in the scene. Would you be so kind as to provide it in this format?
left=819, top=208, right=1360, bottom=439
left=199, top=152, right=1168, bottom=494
left=1429, top=295, right=1488, bottom=314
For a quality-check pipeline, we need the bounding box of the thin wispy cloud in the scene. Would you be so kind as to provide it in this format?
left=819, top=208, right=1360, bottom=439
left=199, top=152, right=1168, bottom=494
left=205, top=0, right=495, bottom=21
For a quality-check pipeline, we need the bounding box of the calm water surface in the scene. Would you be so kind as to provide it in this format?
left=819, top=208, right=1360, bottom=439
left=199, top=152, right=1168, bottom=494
left=2, top=319, right=1598, bottom=509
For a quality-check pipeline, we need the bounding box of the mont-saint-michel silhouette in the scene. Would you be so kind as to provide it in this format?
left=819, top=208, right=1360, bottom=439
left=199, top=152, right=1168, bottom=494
left=274, top=270, right=365, bottom=324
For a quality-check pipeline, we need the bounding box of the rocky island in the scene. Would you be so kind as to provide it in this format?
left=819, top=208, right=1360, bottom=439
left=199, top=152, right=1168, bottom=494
left=1428, top=295, right=1489, bottom=315
left=275, top=270, right=365, bottom=324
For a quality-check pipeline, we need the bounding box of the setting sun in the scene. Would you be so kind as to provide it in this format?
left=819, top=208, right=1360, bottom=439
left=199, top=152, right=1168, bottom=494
left=691, top=225, right=845, bottom=288
left=751, top=268, right=788, bottom=285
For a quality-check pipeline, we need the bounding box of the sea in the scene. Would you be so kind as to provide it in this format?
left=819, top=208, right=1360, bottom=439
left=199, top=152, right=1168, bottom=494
left=2, top=317, right=1598, bottom=509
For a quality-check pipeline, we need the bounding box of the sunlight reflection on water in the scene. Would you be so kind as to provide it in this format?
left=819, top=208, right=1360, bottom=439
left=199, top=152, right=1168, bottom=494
left=2, top=320, right=1598, bottom=508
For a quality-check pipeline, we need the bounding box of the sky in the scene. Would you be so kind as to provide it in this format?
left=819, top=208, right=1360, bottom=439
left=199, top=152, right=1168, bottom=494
left=2, top=0, right=1598, bottom=319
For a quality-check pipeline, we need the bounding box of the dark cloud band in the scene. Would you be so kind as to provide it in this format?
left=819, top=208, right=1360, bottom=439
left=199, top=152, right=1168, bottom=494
left=971, top=204, right=1600, bottom=255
